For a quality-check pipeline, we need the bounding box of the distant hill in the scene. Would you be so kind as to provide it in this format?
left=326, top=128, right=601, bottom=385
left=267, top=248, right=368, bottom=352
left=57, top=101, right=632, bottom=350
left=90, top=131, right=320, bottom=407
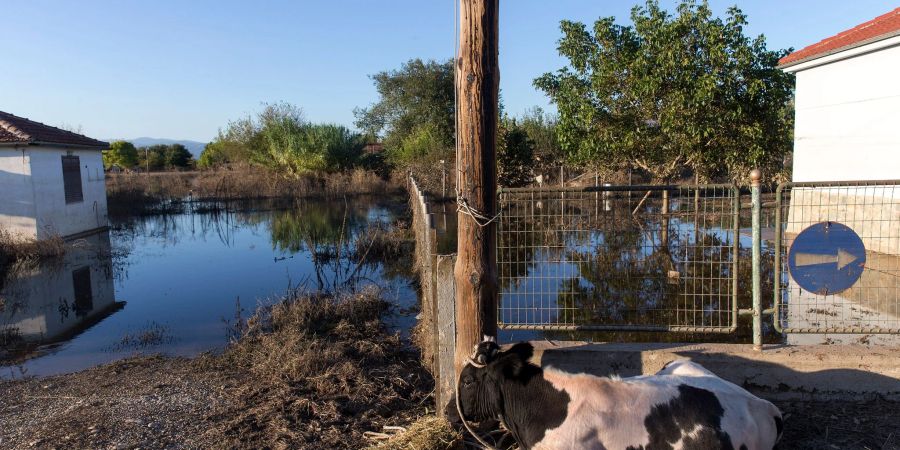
left=107, top=138, right=207, bottom=158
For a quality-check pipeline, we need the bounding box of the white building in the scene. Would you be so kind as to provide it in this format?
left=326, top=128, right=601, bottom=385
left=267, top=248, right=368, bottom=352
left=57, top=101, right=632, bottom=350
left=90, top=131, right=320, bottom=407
left=778, top=7, right=900, bottom=182
left=778, top=10, right=900, bottom=343
left=0, top=111, right=109, bottom=240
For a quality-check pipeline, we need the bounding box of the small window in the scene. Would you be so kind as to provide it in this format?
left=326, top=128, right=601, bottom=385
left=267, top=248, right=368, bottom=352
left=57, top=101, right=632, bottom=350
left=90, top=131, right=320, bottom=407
left=62, top=155, right=83, bottom=204
left=72, top=267, right=93, bottom=317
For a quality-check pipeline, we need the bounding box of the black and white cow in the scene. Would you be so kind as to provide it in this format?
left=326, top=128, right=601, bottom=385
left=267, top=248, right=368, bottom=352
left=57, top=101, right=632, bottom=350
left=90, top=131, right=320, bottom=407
left=457, top=341, right=783, bottom=450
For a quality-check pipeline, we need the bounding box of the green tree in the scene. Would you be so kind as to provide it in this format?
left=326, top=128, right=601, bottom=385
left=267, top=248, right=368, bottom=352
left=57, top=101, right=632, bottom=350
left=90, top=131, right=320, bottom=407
left=517, top=107, right=562, bottom=175
left=103, top=140, right=139, bottom=169
left=534, top=0, right=794, bottom=182
left=354, top=59, right=454, bottom=166
left=136, top=145, right=167, bottom=171
left=252, top=104, right=364, bottom=176
left=497, top=117, right=535, bottom=187
left=164, top=144, right=194, bottom=169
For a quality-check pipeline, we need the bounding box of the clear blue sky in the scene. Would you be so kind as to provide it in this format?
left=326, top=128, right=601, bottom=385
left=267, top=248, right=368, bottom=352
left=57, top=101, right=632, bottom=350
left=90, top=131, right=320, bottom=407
left=1, top=0, right=895, bottom=142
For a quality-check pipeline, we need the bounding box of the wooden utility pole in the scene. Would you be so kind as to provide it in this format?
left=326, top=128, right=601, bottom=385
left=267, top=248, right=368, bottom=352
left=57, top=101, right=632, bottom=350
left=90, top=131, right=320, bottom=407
left=454, top=0, right=499, bottom=375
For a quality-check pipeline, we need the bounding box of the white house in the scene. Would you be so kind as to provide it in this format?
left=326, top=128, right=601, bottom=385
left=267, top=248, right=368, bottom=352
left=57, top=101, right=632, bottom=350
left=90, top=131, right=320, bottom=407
left=778, top=11, right=900, bottom=343
left=0, top=111, right=110, bottom=240
left=778, top=7, right=900, bottom=182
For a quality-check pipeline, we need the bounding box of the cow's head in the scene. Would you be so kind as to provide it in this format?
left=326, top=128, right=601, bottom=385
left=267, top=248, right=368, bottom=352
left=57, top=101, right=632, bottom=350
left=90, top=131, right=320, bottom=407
left=457, top=338, right=535, bottom=422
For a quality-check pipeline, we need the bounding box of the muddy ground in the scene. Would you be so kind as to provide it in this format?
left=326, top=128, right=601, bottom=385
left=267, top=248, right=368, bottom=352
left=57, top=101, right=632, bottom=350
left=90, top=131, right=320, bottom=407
left=1, top=287, right=898, bottom=450
left=2, top=290, right=434, bottom=450
left=3, top=354, right=899, bottom=449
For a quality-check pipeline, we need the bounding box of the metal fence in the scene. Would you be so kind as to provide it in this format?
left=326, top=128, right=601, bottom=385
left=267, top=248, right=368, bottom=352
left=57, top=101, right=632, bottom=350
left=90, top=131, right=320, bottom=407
left=497, top=184, right=740, bottom=332
left=774, top=181, right=900, bottom=333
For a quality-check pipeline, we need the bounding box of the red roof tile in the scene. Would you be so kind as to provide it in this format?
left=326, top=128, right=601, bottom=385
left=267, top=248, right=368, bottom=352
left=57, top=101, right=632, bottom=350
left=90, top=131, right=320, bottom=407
left=779, top=7, right=900, bottom=67
left=0, top=110, right=108, bottom=149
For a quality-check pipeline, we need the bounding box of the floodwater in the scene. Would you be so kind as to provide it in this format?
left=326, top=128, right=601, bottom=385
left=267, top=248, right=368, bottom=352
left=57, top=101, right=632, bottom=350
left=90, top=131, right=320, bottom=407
left=0, top=197, right=417, bottom=378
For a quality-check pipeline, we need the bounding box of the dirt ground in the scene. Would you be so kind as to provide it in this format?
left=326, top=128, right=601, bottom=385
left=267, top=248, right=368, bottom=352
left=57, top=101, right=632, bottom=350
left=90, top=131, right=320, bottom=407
left=775, top=398, right=900, bottom=450
left=1, top=290, right=434, bottom=450
left=3, top=355, right=899, bottom=450
left=1, top=356, right=232, bottom=449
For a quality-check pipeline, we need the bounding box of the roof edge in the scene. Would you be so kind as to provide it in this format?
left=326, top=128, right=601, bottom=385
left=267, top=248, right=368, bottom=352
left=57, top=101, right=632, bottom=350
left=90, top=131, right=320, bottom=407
left=778, top=30, right=900, bottom=71
left=0, top=141, right=109, bottom=150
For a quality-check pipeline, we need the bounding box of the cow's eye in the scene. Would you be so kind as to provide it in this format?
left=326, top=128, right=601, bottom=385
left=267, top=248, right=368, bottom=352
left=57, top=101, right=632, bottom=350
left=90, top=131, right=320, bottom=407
left=462, top=376, right=474, bottom=387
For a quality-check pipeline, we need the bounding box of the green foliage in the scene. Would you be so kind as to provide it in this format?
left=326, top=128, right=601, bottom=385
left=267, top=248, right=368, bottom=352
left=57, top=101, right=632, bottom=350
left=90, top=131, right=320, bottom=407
left=202, top=102, right=364, bottom=176
left=534, top=0, right=794, bottom=182
left=497, top=117, right=535, bottom=187
left=389, top=123, right=446, bottom=165
left=354, top=59, right=454, bottom=167
left=103, top=141, right=139, bottom=169
left=136, top=144, right=195, bottom=171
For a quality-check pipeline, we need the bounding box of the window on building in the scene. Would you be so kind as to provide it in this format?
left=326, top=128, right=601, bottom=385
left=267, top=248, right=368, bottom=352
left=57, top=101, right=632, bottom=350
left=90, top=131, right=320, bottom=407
left=72, top=267, right=93, bottom=317
left=61, top=155, right=84, bottom=204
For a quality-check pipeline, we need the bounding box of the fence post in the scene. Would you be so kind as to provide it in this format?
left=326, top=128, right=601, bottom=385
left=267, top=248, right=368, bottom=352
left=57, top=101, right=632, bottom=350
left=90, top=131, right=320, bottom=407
left=750, top=169, right=763, bottom=351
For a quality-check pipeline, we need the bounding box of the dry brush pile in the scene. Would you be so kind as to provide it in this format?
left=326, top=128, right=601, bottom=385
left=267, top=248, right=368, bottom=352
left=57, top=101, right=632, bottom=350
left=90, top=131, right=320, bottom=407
left=204, top=287, right=436, bottom=449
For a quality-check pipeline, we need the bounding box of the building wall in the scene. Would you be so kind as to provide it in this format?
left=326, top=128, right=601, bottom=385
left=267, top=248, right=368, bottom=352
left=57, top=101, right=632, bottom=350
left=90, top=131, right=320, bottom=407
left=791, top=42, right=900, bottom=182
left=0, top=147, right=38, bottom=239
left=28, top=147, right=109, bottom=239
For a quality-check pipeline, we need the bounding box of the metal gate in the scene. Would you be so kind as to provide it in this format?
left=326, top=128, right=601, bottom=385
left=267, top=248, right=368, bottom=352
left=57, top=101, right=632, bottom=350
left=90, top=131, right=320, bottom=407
left=497, top=184, right=740, bottom=332
left=774, top=180, right=900, bottom=333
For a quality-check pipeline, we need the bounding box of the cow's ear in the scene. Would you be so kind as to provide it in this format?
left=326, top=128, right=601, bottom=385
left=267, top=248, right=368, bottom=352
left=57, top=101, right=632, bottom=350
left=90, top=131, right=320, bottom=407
left=504, top=342, right=534, bottom=363
left=498, top=353, right=525, bottom=378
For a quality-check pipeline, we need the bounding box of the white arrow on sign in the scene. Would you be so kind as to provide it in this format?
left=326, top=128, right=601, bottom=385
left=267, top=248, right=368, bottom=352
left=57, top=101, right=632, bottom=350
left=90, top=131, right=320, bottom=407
left=794, top=249, right=859, bottom=270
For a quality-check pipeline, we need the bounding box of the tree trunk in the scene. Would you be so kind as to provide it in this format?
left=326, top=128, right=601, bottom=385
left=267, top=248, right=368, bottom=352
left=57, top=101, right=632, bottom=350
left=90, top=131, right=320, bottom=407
left=454, top=0, right=500, bottom=376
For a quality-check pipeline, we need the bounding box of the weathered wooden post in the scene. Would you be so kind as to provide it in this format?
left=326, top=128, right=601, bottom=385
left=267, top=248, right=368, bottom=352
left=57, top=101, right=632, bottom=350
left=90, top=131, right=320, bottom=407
left=454, top=0, right=499, bottom=376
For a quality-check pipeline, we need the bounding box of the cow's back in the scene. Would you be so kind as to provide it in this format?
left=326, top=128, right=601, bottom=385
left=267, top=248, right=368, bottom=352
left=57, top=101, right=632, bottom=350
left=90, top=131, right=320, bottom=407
left=534, top=365, right=781, bottom=450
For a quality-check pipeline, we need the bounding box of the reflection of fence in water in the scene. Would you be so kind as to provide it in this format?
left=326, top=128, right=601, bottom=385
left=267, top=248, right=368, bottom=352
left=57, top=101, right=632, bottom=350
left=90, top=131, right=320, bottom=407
left=775, top=182, right=900, bottom=333
left=497, top=185, right=739, bottom=331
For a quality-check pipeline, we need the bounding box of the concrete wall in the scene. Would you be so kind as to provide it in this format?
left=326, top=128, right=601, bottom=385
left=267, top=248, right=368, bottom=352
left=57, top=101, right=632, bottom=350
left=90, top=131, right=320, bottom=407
left=28, top=147, right=108, bottom=239
left=789, top=38, right=900, bottom=182
left=409, top=176, right=458, bottom=416
left=0, top=147, right=37, bottom=239
left=530, top=341, right=900, bottom=401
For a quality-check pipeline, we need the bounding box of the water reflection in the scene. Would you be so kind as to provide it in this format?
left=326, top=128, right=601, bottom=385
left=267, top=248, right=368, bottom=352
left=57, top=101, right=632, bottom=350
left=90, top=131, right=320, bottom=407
left=493, top=192, right=778, bottom=343
left=1, top=197, right=415, bottom=377
left=1, top=231, right=123, bottom=363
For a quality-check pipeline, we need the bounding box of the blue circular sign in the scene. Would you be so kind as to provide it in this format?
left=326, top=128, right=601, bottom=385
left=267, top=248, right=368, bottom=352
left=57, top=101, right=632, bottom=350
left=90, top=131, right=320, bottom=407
left=788, top=221, right=866, bottom=295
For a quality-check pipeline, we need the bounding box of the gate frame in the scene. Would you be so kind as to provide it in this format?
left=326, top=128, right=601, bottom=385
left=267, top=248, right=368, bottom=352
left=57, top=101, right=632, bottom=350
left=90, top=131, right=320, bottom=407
left=773, top=179, right=900, bottom=334
left=496, top=182, right=741, bottom=333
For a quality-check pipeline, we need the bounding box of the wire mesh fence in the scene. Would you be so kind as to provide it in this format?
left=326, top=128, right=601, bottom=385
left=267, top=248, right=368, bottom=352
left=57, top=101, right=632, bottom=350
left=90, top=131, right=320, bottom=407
left=497, top=184, right=740, bottom=332
left=774, top=181, right=900, bottom=333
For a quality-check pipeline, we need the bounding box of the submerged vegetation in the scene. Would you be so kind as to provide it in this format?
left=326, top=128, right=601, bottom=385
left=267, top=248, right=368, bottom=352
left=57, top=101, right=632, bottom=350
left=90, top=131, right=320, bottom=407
left=105, top=168, right=400, bottom=217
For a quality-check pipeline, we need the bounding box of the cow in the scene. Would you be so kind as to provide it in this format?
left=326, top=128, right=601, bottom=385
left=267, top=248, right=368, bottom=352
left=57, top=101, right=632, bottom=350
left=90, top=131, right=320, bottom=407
left=456, top=340, right=783, bottom=450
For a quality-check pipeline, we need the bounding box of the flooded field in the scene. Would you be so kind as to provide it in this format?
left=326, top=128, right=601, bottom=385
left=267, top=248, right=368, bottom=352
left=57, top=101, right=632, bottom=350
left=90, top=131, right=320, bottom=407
left=0, top=197, right=416, bottom=378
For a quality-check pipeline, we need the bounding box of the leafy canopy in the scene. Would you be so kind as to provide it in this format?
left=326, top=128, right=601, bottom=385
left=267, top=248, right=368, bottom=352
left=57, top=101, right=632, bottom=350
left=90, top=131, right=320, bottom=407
left=198, top=102, right=365, bottom=176
left=534, top=0, right=794, bottom=182
left=354, top=59, right=454, bottom=166
left=103, top=140, right=139, bottom=169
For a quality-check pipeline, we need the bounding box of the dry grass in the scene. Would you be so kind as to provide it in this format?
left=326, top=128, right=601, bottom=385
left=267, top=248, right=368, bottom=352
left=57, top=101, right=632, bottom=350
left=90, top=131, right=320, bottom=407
left=367, top=416, right=462, bottom=450
left=106, top=167, right=399, bottom=217
left=354, top=220, right=413, bottom=263
left=204, top=287, right=433, bottom=449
